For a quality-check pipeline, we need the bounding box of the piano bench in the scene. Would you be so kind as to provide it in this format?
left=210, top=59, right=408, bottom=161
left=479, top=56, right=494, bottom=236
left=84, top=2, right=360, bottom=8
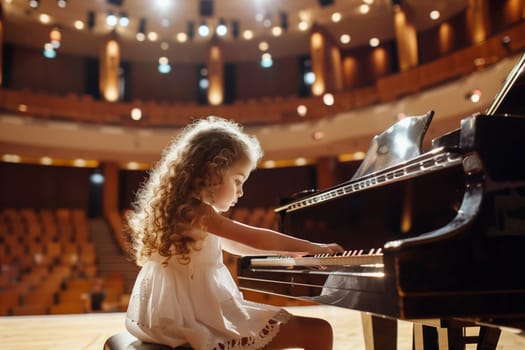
left=103, top=332, right=193, bottom=350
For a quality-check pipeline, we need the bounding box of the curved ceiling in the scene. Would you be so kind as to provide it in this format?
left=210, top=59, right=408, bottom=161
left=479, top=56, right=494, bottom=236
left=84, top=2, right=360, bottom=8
left=2, top=0, right=468, bottom=63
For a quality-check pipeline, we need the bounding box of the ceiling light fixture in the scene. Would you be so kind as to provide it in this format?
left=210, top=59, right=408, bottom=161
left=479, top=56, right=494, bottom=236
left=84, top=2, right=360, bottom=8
left=216, top=19, right=227, bottom=36
left=119, top=12, right=129, bottom=27
left=106, top=11, right=118, bottom=27
left=198, top=21, right=210, bottom=37
left=29, top=0, right=39, bottom=9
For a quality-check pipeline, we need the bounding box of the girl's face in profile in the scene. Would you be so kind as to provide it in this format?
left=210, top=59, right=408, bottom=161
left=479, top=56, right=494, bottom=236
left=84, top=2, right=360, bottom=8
left=212, top=158, right=252, bottom=212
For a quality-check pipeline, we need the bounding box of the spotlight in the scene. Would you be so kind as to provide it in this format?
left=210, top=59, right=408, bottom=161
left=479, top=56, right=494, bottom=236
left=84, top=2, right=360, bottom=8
left=57, top=0, right=67, bottom=8
left=119, top=12, right=129, bottom=27
left=198, top=21, right=210, bottom=37
left=216, top=19, right=227, bottom=36
left=29, top=0, right=39, bottom=9
left=106, top=11, right=118, bottom=27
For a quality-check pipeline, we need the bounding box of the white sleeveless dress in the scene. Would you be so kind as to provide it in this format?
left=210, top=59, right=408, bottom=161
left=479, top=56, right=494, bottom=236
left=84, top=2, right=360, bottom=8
left=125, top=233, right=291, bottom=350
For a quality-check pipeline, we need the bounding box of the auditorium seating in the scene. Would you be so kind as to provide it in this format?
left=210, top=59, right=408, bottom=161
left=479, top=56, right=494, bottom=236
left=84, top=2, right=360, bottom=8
left=0, top=208, right=124, bottom=316
left=0, top=206, right=282, bottom=316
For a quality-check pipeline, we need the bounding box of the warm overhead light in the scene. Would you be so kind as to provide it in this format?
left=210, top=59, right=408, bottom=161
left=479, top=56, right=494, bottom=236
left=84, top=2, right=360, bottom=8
left=429, top=10, right=440, bottom=20
left=331, top=12, right=341, bottom=23
left=258, top=41, right=269, bottom=51
left=271, top=26, right=282, bottom=37
left=295, top=158, right=307, bottom=166
left=39, top=14, right=51, bottom=24
left=2, top=154, right=21, bottom=163
left=297, top=105, right=307, bottom=117
left=242, top=30, right=253, bottom=40
left=40, top=156, right=53, bottom=165
left=148, top=32, right=159, bottom=41
left=176, top=32, right=188, bottom=42
left=73, top=159, right=87, bottom=167
left=298, top=21, right=309, bottom=31
left=340, top=34, right=351, bottom=44
left=29, top=0, right=39, bottom=9
left=56, top=0, right=67, bottom=8
left=74, top=20, right=84, bottom=30
left=262, top=160, right=276, bottom=168
left=369, top=37, right=380, bottom=47
left=359, top=4, right=370, bottom=14
left=322, top=93, right=335, bottom=106
left=130, top=108, right=142, bottom=121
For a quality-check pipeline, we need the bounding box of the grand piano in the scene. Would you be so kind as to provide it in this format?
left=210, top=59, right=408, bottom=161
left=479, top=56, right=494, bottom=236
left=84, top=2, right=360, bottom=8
left=238, top=52, right=525, bottom=349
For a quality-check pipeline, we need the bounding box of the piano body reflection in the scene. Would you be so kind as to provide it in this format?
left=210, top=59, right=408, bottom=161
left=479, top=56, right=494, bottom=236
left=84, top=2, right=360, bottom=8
left=238, top=53, right=525, bottom=349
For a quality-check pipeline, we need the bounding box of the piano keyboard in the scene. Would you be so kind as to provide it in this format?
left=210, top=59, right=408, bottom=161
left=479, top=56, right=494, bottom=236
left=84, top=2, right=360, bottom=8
left=250, top=248, right=384, bottom=267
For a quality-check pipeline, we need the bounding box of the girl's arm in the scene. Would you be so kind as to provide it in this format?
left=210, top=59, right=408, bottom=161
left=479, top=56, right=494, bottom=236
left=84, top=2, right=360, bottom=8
left=205, top=211, right=344, bottom=255
left=221, top=237, right=307, bottom=257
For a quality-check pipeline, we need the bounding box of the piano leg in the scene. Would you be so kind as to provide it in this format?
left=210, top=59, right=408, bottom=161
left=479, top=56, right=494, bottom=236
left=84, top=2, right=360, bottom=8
left=413, top=323, right=445, bottom=350
left=360, top=313, right=397, bottom=350
left=475, top=326, right=501, bottom=350
left=412, top=320, right=501, bottom=350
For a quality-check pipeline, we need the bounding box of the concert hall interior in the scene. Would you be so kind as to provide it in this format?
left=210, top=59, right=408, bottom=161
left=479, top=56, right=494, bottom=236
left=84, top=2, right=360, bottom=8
left=1, top=0, right=525, bottom=349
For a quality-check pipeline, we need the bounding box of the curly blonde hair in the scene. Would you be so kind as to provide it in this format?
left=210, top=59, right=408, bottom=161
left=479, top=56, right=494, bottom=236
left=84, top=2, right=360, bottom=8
left=127, top=116, right=263, bottom=266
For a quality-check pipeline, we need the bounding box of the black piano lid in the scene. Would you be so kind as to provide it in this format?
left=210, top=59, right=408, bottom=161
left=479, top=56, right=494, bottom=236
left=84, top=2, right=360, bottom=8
left=432, top=51, right=525, bottom=150
left=485, top=51, right=525, bottom=116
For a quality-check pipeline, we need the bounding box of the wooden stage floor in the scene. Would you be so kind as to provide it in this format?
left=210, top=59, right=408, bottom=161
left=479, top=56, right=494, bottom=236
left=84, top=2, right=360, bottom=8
left=1, top=305, right=524, bottom=349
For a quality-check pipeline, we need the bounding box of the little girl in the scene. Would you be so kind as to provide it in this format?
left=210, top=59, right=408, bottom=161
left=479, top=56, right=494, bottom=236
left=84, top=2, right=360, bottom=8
left=125, top=116, right=343, bottom=350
